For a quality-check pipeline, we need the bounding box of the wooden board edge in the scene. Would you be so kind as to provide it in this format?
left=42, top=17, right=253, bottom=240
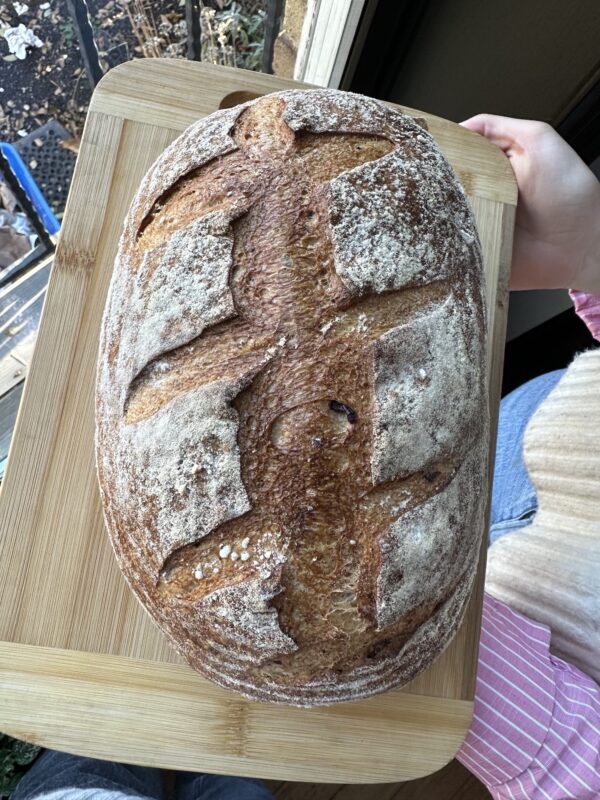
left=90, top=60, right=517, bottom=206
left=465, top=199, right=515, bottom=699
left=0, top=641, right=472, bottom=784
left=488, top=204, right=515, bottom=396
left=92, top=58, right=309, bottom=101
left=0, top=117, right=125, bottom=625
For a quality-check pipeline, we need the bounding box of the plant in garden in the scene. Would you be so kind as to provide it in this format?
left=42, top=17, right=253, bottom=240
left=0, top=735, right=40, bottom=798
left=60, top=18, right=76, bottom=50
left=201, top=0, right=266, bottom=72
left=120, top=0, right=168, bottom=58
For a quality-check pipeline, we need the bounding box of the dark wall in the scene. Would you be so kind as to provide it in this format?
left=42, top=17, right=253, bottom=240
left=351, top=0, right=600, bottom=126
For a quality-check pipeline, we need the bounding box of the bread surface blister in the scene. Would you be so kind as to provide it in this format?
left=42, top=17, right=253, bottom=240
left=96, top=89, right=488, bottom=706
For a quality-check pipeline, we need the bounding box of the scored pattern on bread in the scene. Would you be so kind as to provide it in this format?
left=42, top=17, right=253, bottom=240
left=96, top=89, right=488, bottom=705
left=375, top=447, right=483, bottom=630
left=372, top=293, right=483, bottom=483
left=125, top=213, right=237, bottom=395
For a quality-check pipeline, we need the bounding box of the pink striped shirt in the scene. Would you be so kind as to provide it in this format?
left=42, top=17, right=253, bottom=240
left=570, top=290, right=600, bottom=335
left=458, top=596, right=600, bottom=798
left=457, top=291, right=600, bottom=799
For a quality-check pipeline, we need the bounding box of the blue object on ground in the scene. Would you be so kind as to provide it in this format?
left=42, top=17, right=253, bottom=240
left=0, top=142, right=60, bottom=236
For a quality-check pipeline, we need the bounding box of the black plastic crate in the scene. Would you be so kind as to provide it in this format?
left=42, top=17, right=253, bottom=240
left=13, top=120, right=77, bottom=220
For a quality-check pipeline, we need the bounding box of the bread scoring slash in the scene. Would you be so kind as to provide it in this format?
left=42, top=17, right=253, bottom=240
left=95, top=89, right=488, bottom=706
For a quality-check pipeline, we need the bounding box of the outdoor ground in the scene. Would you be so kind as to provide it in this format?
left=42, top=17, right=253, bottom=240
left=1, top=0, right=265, bottom=144
left=0, top=0, right=186, bottom=141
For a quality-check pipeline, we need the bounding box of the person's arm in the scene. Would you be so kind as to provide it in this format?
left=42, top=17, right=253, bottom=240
left=455, top=116, right=600, bottom=798
left=457, top=595, right=600, bottom=799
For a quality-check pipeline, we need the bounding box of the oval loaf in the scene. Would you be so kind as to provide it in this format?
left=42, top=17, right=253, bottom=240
left=96, top=88, right=488, bottom=706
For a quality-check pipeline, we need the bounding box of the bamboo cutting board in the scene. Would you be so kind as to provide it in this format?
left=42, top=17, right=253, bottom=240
left=0, top=61, right=516, bottom=784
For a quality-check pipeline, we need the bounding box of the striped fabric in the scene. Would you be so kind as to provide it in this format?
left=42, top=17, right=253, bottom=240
left=570, top=290, right=600, bottom=336
left=456, top=293, right=600, bottom=798
left=485, top=347, right=600, bottom=684
left=457, top=595, right=600, bottom=798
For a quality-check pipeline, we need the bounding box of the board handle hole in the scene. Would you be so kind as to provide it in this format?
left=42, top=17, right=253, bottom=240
left=219, top=91, right=264, bottom=109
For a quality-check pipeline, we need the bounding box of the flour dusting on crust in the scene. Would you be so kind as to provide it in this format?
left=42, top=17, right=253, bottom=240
left=282, top=89, right=421, bottom=141
left=111, top=379, right=260, bottom=565
left=197, top=578, right=298, bottom=659
left=326, top=148, right=477, bottom=296
left=376, top=444, right=485, bottom=629
left=372, top=292, right=484, bottom=483
left=125, top=212, right=236, bottom=386
left=131, top=106, right=242, bottom=230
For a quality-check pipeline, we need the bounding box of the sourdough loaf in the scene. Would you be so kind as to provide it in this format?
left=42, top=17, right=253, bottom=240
left=96, top=89, right=488, bottom=706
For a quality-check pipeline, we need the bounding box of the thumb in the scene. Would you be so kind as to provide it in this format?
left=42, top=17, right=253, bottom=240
left=459, top=115, right=491, bottom=135
left=459, top=114, right=519, bottom=156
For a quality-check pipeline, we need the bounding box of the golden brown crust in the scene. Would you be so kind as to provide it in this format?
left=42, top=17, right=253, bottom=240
left=96, top=89, right=488, bottom=706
